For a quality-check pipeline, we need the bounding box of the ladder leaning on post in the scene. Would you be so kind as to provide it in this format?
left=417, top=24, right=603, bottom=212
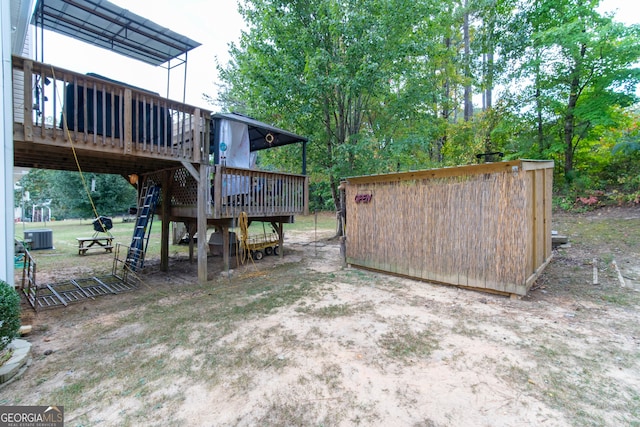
left=126, top=184, right=161, bottom=271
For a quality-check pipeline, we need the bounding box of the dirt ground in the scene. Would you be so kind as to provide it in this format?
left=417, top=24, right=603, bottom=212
left=2, top=207, right=639, bottom=426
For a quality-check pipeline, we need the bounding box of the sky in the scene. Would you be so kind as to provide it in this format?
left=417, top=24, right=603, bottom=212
left=36, top=0, right=639, bottom=111
left=600, top=0, right=640, bottom=22
left=38, top=0, right=246, bottom=110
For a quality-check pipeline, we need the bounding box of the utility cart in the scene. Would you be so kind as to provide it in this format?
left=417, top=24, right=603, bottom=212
left=237, top=212, right=279, bottom=261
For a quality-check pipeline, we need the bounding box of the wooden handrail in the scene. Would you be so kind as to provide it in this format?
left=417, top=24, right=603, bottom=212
left=12, top=55, right=210, bottom=163
left=163, top=165, right=308, bottom=219
left=210, top=165, right=307, bottom=218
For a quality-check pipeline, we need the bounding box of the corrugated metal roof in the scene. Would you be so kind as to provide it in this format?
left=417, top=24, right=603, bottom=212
left=31, top=0, right=201, bottom=66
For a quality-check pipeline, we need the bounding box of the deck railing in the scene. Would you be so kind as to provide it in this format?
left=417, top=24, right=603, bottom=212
left=166, top=165, right=308, bottom=219
left=212, top=165, right=308, bottom=218
left=12, top=55, right=209, bottom=163
left=19, top=245, right=38, bottom=310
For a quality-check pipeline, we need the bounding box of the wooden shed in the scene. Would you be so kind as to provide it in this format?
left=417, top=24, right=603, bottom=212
left=343, top=160, right=554, bottom=297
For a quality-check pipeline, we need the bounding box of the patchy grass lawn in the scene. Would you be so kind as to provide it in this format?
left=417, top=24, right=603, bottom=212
left=3, top=208, right=640, bottom=426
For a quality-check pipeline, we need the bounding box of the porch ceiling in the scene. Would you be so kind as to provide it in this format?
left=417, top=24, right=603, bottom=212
left=31, top=0, right=201, bottom=66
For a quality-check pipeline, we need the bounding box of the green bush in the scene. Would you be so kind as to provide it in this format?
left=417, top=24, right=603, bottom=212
left=0, top=282, right=21, bottom=352
left=309, top=181, right=335, bottom=212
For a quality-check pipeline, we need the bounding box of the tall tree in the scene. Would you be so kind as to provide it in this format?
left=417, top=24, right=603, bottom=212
left=218, top=0, right=435, bottom=210
left=19, top=170, right=136, bottom=220
left=512, top=0, right=640, bottom=179
left=215, top=0, right=640, bottom=199
left=463, top=0, right=473, bottom=122
left=48, top=171, right=137, bottom=219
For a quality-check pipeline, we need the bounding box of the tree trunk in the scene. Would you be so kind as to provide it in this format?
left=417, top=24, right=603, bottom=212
left=435, top=35, right=453, bottom=163
left=485, top=51, right=493, bottom=110
left=536, top=87, right=544, bottom=150
left=564, top=95, right=576, bottom=178
left=534, top=52, right=544, bottom=151
left=564, top=43, right=587, bottom=179
left=463, top=2, right=473, bottom=122
left=482, top=53, right=487, bottom=111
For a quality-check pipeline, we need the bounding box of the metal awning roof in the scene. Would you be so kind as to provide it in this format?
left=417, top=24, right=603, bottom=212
left=31, top=0, right=201, bottom=66
left=212, top=113, right=308, bottom=152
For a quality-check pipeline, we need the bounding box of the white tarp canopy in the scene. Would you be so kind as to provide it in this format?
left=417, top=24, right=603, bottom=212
left=218, top=119, right=256, bottom=169
left=218, top=119, right=257, bottom=196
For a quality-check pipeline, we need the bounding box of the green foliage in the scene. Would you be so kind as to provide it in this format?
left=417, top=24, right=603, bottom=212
left=612, top=132, right=640, bottom=157
left=506, top=0, right=640, bottom=179
left=0, top=282, right=21, bottom=353
left=17, top=170, right=137, bottom=220
left=49, top=171, right=137, bottom=219
left=214, top=0, right=640, bottom=204
left=17, top=168, right=54, bottom=217
left=307, top=181, right=333, bottom=212
left=219, top=0, right=448, bottom=209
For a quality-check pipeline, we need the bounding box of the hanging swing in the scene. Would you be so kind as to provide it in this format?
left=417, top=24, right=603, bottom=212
left=92, top=216, right=114, bottom=238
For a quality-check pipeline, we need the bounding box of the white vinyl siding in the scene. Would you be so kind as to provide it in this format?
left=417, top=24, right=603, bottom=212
left=12, top=26, right=31, bottom=123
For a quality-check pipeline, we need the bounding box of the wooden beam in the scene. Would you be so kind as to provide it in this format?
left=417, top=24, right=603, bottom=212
left=180, top=160, right=200, bottom=183
left=346, top=160, right=524, bottom=184
left=521, top=160, right=555, bottom=171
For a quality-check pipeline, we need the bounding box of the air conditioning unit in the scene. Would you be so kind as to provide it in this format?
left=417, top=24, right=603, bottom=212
left=24, top=229, right=53, bottom=250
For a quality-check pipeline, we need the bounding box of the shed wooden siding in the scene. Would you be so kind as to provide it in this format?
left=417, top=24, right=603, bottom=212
left=344, top=160, right=554, bottom=296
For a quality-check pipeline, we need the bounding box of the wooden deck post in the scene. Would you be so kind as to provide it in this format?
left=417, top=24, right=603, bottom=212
left=222, top=226, right=230, bottom=272
left=193, top=108, right=201, bottom=163
left=123, top=89, right=132, bottom=153
left=213, top=165, right=222, bottom=219
left=188, top=222, right=196, bottom=263
left=197, top=163, right=208, bottom=284
left=160, top=171, right=170, bottom=272
left=23, top=59, right=33, bottom=142
left=198, top=114, right=211, bottom=283
left=304, top=176, right=310, bottom=215
left=277, top=222, right=284, bottom=259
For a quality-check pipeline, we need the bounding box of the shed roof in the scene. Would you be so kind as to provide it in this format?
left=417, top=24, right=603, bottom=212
left=212, top=113, right=308, bottom=152
left=31, top=0, right=201, bottom=66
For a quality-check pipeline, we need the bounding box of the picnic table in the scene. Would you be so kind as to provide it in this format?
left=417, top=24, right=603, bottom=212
left=77, top=237, right=114, bottom=255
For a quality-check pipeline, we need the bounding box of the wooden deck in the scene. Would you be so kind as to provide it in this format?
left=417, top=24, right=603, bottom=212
left=12, top=55, right=308, bottom=284
left=12, top=55, right=208, bottom=175
left=155, top=165, right=308, bottom=223
left=12, top=55, right=308, bottom=221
